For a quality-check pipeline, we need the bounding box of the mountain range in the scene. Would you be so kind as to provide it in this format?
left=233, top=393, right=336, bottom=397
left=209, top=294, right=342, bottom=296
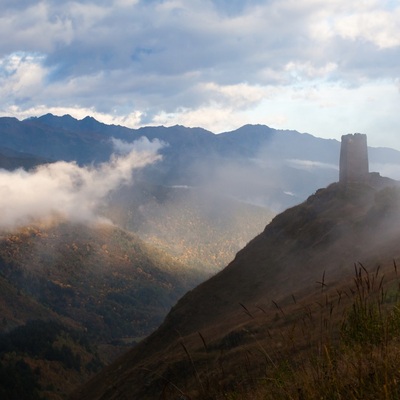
left=2, top=113, right=400, bottom=211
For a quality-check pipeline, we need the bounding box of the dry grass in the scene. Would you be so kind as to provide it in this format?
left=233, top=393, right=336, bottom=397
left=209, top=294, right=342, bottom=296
left=152, top=262, right=400, bottom=400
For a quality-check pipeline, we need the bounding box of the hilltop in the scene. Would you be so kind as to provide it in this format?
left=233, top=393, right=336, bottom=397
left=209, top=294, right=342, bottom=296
left=73, top=173, right=400, bottom=399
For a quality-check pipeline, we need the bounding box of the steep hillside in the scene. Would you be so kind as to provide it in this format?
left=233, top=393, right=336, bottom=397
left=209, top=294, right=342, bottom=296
left=73, top=174, right=400, bottom=399
left=0, top=221, right=205, bottom=399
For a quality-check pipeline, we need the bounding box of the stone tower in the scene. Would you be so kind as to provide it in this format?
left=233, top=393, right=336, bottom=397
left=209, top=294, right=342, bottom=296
left=339, top=133, right=369, bottom=184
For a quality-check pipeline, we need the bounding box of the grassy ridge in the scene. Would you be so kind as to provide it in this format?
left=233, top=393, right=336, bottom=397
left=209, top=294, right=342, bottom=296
left=151, top=263, right=400, bottom=399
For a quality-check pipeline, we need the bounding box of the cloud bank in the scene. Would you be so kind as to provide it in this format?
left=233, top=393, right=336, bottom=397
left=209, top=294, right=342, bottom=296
left=0, top=137, right=163, bottom=230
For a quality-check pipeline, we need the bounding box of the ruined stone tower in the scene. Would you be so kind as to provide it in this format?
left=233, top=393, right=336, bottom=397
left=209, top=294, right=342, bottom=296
left=339, top=133, right=369, bottom=184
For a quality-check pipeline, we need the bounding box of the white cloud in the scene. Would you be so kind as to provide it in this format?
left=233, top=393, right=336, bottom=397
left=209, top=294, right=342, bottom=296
left=0, top=53, right=47, bottom=102
left=0, top=3, right=74, bottom=53
left=0, top=0, right=400, bottom=149
left=0, top=138, right=163, bottom=230
left=111, top=136, right=166, bottom=155
left=200, top=82, right=266, bottom=108
left=334, top=9, right=400, bottom=49
left=151, top=105, right=253, bottom=132
left=305, top=0, right=400, bottom=49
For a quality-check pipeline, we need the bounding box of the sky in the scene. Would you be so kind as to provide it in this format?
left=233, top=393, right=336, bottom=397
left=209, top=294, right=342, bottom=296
left=0, top=0, right=400, bottom=149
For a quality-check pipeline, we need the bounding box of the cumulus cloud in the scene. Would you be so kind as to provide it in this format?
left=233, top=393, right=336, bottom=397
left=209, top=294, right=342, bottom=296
left=0, top=53, right=47, bottom=105
left=151, top=106, right=247, bottom=133
left=0, top=138, right=163, bottom=230
left=0, top=0, right=400, bottom=148
left=333, top=8, right=400, bottom=49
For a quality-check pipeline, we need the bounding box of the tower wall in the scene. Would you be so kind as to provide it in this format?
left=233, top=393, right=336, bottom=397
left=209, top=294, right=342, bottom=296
left=339, top=133, right=369, bottom=184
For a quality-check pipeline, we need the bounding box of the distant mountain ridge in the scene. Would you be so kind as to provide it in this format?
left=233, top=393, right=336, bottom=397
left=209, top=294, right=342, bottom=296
left=2, top=113, right=400, bottom=211
left=0, top=146, right=49, bottom=170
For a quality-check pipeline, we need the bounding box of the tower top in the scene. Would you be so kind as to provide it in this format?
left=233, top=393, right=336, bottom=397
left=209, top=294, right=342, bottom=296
left=339, top=133, right=369, bottom=184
